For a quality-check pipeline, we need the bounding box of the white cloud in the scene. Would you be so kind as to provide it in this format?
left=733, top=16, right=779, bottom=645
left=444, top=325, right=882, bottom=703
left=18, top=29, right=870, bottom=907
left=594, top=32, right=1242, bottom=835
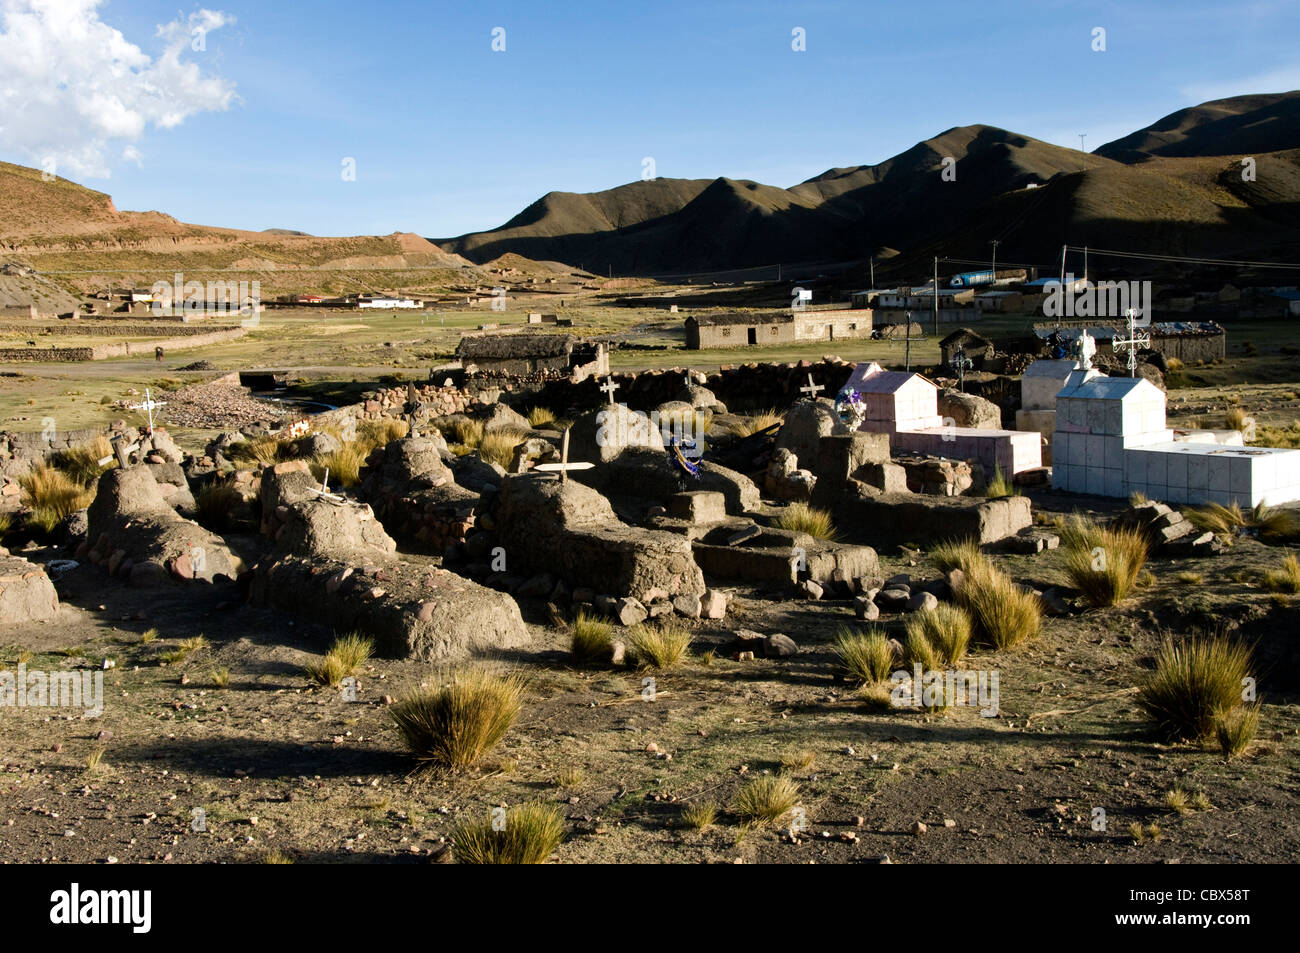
left=1180, top=66, right=1300, bottom=105
left=0, top=0, right=236, bottom=178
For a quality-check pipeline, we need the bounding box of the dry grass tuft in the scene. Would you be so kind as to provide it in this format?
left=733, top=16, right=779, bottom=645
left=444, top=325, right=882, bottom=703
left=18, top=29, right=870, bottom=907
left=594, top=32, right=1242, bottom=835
left=833, top=627, right=895, bottom=684
left=1137, top=637, right=1253, bottom=742
left=731, top=775, right=801, bottom=828
left=452, top=803, right=564, bottom=864
left=1215, top=704, right=1260, bottom=760
left=527, top=406, right=557, bottom=429
left=569, top=610, right=615, bottom=665
left=305, top=633, right=373, bottom=687
left=726, top=409, right=784, bottom=437
left=390, top=668, right=525, bottom=769
left=627, top=620, right=692, bottom=671
left=929, top=537, right=982, bottom=574
left=1262, top=553, right=1300, bottom=593
left=904, top=603, right=972, bottom=666
left=20, top=465, right=94, bottom=533
left=985, top=467, right=1019, bottom=498
left=195, top=481, right=242, bottom=531
left=772, top=502, right=838, bottom=541
left=681, top=801, right=718, bottom=829
left=1059, top=516, right=1149, bottom=607
left=954, top=557, right=1042, bottom=650
left=477, top=427, right=527, bottom=469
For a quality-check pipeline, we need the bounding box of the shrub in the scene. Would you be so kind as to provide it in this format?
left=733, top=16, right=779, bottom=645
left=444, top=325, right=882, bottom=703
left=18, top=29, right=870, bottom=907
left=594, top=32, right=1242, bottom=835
left=833, top=627, right=895, bottom=684
left=452, top=803, right=564, bottom=864
left=772, top=502, right=838, bottom=541
left=627, top=621, right=692, bottom=670
left=985, top=467, right=1019, bottom=498
left=305, top=633, right=373, bottom=686
left=1059, top=517, right=1149, bottom=607
left=569, top=610, right=615, bottom=665
left=20, top=465, right=93, bottom=533
left=527, top=406, right=557, bottom=429
left=731, top=776, right=800, bottom=828
left=904, top=603, right=972, bottom=666
left=194, top=482, right=242, bottom=531
left=389, top=668, right=525, bottom=769
left=929, top=537, right=983, bottom=574
left=954, top=558, right=1042, bottom=650
left=478, top=427, right=527, bottom=469
left=1215, top=704, right=1260, bottom=759
left=1137, top=637, right=1253, bottom=742
left=1262, top=554, right=1300, bottom=593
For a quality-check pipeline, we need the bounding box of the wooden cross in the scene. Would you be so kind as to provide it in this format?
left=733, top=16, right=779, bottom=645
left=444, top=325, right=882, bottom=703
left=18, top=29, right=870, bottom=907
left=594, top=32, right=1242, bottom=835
left=129, top=388, right=166, bottom=434
left=1111, top=309, right=1151, bottom=378
left=800, top=373, right=825, bottom=400
left=109, top=433, right=140, bottom=469
left=534, top=427, right=594, bottom=483
left=600, top=377, right=620, bottom=405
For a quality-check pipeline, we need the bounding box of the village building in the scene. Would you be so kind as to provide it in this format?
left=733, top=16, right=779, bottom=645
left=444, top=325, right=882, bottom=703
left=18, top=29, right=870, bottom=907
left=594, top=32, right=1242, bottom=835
left=1032, top=321, right=1226, bottom=364
left=457, top=332, right=609, bottom=380
left=685, top=309, right=873, bottom=349
left=939, top=328, right=995, bottom=367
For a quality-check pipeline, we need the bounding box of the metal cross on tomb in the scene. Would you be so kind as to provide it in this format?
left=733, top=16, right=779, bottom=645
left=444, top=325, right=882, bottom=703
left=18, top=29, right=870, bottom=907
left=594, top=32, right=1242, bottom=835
left=533, top=426, right=594, bottom=483
left=949, top=345, right=973, bottom=392
left=129, top=388, right=166, bottom=435
left=800, top=373, right=825, bottom=400
left=600, top=377, right=620, bottom=405
left=1111, top=308, right=1151, bottom=378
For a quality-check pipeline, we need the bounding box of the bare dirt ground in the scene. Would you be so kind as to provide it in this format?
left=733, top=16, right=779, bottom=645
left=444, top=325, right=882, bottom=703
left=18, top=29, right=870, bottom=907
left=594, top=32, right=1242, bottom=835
left=3, top=516, right=1296, bottom=865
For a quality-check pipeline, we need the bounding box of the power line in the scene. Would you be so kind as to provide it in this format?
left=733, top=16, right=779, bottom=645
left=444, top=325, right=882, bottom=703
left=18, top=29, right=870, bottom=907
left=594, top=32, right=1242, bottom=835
left=1064, top=246, right=1300, bottom=271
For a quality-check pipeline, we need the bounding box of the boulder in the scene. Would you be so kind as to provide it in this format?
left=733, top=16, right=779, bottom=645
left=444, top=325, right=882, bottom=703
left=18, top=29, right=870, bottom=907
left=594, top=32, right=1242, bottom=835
left=776, top=399, right=848, bottom=462
left=569, top=404, right=665, bottom=464
left=0, top=553, right=59, bottom=623
left=937, top=389, right=1002, bottom=430
left=477, top=402, right=531, bottom=433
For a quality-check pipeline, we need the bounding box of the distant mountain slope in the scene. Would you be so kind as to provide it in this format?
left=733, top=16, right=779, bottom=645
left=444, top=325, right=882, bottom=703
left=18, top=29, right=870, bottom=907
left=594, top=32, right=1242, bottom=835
left=1096, top=91, right=1300, bottom=162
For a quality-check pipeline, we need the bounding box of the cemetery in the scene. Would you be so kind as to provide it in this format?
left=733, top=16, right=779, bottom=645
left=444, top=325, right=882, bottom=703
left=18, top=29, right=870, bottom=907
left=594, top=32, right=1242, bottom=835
left=0, top=345, right=1296, bottom=865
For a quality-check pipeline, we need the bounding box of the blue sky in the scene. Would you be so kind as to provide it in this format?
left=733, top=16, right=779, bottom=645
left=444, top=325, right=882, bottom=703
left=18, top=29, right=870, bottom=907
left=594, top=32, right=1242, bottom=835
left=4, top=0, right=1299, bottom=238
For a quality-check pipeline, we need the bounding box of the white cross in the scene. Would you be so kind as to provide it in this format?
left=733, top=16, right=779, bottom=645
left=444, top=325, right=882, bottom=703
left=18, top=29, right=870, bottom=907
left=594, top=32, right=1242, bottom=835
left=800, top=373, right=825, bottom=400
left=533, top=427, right=594, bottom=483
left=1111, top=309, right=1151, bottom=377
left=600, top=377, right=620, bottom=405
left=129, top=388, right=166, bottom=434
left=683, top=371, right=693, bottom=389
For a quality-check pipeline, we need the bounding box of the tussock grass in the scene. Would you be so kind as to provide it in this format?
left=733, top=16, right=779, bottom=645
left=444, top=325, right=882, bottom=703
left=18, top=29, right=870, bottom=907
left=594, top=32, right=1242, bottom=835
left=1164, top=787, right=1212, bottom=815
left=1225, top=407, right=1250, bottom=432
left=627, top=620, right=692, bottom=671
left=527, top=406, right=557, bottom=429
left=1137, top=637, right=1253, bottom=742
left=194, top=482, right=242, bottom=531
left=1262, top=553, right=1300, bottom=593
left=452, top=802, right=564, bottom=864
left=305, top=633, right=373, bottom=686
left=681, top=801, right=718, bottom=829
left=262, top=849, right=294, bottom=864
left=438, top=417, right=484, bottom=449
left=210, top=667, right=231, bottom=689
left=160, top=635, right=207, bottom=664
left=984, top=467, right=1019, bottom=498
left=228, top=434, right=293, bottom=466
left=84, top=746, right=106, bottom=774
left=51, top=436, right=114, bottom=487
left=904, top=603, right=972, bottom=666
left=929, top=537, right=982, bottom=574
left=772, top=502, right=838, bottom=541
left=140, top=628, right=159, bottom=644
left=1128, top=490, right=1150, bottom=506
left=356, top=418, right=408, bottom=456
left=553, top=766, right=585, bottom=789
left=569, top=610, right=615, bottom=665
left=390, top=668, right=525, bottom=769
left=311, top=443, right=368, bottom=488
left=726, top=409, right=784, bottom=437
left=780, top=749, right=816, bottom=772
left=833, top=627, right=895, bottom=684
left=954, top=558, right=1042, bottom=650
left=1059, top=516, right=1149, bottom=607
left=478, top=427, right=527, bottom=469
left=20, top=465, right=93, bottom=533
left=1186, top=501, right=1247, bottom=535
left=1215, top=704, right=1260, bottom=759
left=1129, top=822, right=1162, bottom=843
left=1253, top=504, right=1300, bottom=542
left=731, top=776, right=801, bottom=828
left=903, top=628, right=939, bottom=670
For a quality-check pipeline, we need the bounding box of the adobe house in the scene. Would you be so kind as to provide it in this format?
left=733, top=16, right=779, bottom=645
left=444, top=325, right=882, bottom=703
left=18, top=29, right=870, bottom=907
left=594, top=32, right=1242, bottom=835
left=939, top=328, right=995, bottom=367
left=685, top=309, right=872, bottom=349
left=456, top=332, right=608, bottom=380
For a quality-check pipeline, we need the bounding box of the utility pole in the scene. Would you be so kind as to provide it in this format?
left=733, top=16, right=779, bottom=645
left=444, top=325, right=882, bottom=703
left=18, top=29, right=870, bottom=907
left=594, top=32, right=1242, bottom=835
left=904, top=310, right=912, bottom=371
left=1083, top=245, right=1088, bottom=282
left=990, top=239, right=1000, bottom=285
left=1079, top=134, right=1087, bottom=172
left=933, top=256, right=939, bottom=336
left=870, top=255, right=875, bottom=289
